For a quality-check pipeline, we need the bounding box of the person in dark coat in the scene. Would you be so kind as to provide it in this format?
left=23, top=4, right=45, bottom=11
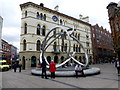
left=115, top=58, right=120, bottom=75
left=41, top=59, right=48, bottom=79
left=13, top=61, right=17, bottom=72
left=19, top=64, right=22, bottom=72
left=49, top=60, right=56, bottom=79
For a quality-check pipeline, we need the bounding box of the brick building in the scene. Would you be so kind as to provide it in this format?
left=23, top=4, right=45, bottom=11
left=1, top=39, right=11, bottom=61
left=107, top=2, right=120, bottom=61
left=91, top=24, right=114, bottom=63
left=1, top=39, right=17, bottom=63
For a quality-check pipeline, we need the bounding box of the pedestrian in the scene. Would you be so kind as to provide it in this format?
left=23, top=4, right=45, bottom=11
left=49, top=60, right=56, bottom=79
left=13, top=61, right=17, bottom=72
left=115, top=58, right=120, bottom=75
left=75, top=64, right=85, bottom=78
left=41, top=59, right=48, bottom=79
left=19, top=64, right=22, bottom=72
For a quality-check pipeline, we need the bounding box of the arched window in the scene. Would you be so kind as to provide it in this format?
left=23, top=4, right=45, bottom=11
left=40, top=13, right=43, bottom=20
left=60, top=19, right=62, bottom=24
left=37, top=24, right=40, bottom=35
left=73, top=44, right=75, bottom=52
left=24, top=23, right=27, bottom=34
left=23, top=39, right=26, bottom=51
left=53, top=42, right=57, bottom=51
left=76, top=45, right=78, bottom=52
left=53, top=29, right=56, bottom=37
left=61, top=41, right=64, bottom=52
left=78, top=34, right=80, bottom=40
left=36, top=40, right=40, bottom=51
left=42, top=25, right=46, bottom=36
left=73, top=32, right=74, bottom=36
left=36, top=12, right=39, bottom=19
left=79, top=46, right=81, bottom=52
left=25, top=11, right=27, bottom=17
left=65, top=43, right=67, bottom=52
left=75, top=33, right=77, bottom=38
left=43, top=14, right=46, bottom=21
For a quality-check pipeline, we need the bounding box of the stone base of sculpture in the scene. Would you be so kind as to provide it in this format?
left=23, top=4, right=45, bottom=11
left=31, top=66, right=100, bottom=77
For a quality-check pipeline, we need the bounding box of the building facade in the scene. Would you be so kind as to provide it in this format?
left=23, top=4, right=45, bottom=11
left=1, top=39, right=17, bottom=63
left=91, top=24, right=114, bottom=64
left=9, top=44, right=18, bottom=61
left=20, top=2, right=93, bottom=69
left=0, top=16, right=3, bottom=59
left=107, top=2, right=120, bottom=61
left=1, top=39, right=11, bottom=61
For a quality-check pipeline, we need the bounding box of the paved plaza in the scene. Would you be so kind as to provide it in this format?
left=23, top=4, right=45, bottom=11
left=1, top=63, right=120, bottom=89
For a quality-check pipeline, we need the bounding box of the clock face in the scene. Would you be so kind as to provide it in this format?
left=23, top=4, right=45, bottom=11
left=52, top=16, right=58, bottom=22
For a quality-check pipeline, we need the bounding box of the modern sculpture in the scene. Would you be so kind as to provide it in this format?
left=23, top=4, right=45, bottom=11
left=40, top=26, right=88, bottom=68
left=31, top=26, right=100, bottom=76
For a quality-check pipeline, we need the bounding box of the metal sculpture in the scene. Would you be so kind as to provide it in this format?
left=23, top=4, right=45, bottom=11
left=40, top=26, right=89, bottom=68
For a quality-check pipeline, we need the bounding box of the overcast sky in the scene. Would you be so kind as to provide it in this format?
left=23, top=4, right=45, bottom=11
left=0, top=0, right=120, bottom=51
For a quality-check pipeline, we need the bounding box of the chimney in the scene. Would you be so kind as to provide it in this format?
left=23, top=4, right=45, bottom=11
left=54, top=5, right=59, bottom=11
left=40, top=3, right=44, bottom=7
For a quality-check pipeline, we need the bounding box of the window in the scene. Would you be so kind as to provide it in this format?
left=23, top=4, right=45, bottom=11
left=53, top=30, right=56, bottom=37
left=89, top=49, right=90, bottom=54
left=43, top=14, right=46, bottom=21
left=75, top=33, right=77, bottom=38
left=42, top=25, right=46, bottom=36
left=73, top=32, right=74, bottom=36
left=53, top=42, right=57, bottom=51
left=78, top=34, right=80, bottom=40
left=79, top=46, right=81, bottom=52
left=23, top=40, right=26, bottom=51
left=40, top=13, right=43, bottom=20
left=36, top=40, right=40, bottom=51
left=60, top=19, right=62, bottom=25
left=24, top=23, right=27, bottom=34
left=86, top=35, right=89, bottom=39
left=65, top=43, right=67, bottom=52
left=36, top=12, right=39, bottom=19
left=76, top=45, right=78, bottom=52
left=63, top=20, right=65, bottom=25
left=87, top=49, right=88, bottom=54
left=61, top=41, right=64, bottom=52
left=37, top=24, right=40, bottom=35
left=86, top=42, right=89, bottom=47
left=73, top=44, right=75, bottom=52
left=25, top=11, right=27, bottom=17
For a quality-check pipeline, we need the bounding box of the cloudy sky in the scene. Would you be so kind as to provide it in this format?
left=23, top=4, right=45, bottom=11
left=0, top=0, right=120, bottom=51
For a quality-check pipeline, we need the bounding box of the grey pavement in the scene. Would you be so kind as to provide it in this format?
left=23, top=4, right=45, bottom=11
left=1, top=63, right=120, bottom=88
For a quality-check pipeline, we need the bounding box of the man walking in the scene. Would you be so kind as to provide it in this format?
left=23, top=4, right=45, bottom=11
left=41, top=59, right=48, bottom=79
left=49, top=60, right=56, bottom=79
left=115, top=58, right=120, bottom=75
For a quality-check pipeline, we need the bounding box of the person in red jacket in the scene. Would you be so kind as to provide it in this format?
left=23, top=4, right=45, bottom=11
left=49, top=60, right=56, bottom=79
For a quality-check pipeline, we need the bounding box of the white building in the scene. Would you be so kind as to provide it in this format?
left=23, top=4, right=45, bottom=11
left=20, top=2, right=93, bottom=69
left=0, top=16, right=3, bottom=59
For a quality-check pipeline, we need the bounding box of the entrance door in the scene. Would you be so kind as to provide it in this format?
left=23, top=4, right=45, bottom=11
left=54, top=56, right=58, bottom=63
left=22, top=56, right=26, bottom=70
left=31, top=56, right=36, bottom=67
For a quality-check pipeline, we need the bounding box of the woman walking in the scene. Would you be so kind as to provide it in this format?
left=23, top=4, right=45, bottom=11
left=49, top=60, right=56, bottom=79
